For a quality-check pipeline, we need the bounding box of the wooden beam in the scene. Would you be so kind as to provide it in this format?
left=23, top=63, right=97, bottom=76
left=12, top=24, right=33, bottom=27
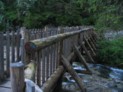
left=0, top=32, right=4, bottom=80
left=73, top=45, right=92, bottom=73
left=25, top=28, right=91, bottom=53
left=41, top=66, right=64, bottom=92
left=62, top=56, right=86, bottom=92
left=84, top=37, right=96, bottom=56
left=41, top=46, right=80, bottom=92
left=81, top=42, right=95, bottom=63
left=88, top=38, right=96, bottom=51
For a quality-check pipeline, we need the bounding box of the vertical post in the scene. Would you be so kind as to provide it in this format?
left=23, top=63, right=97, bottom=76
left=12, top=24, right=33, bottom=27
left=11, top=31, right=15, bottom=63
left=55, top=27, right=64, bottom=92
left=42, top=49, right=46, bottom=85
left=37, top=51, right=41, bottom=87
left=16, top=29, right=20, bottom=61
left=6, top=31, right=10, bottom=76
left=0, top=32, right=4, bottom=80
left=78, top=33, right=81, bottom=46
left=20, top=39, right=25, bottom=63
left=20, top=27, right=30, bottom=63
left=10, top=62, right=24, bottom=92
left=58, top=27, right=64, bottom=65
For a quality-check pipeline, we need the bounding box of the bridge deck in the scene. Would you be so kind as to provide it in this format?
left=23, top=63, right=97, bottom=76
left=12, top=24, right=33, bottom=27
left=0, top=79, right=11, bottom=92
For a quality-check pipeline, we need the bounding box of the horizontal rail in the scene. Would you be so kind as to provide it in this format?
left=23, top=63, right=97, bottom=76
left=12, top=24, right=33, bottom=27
left=25, top=28, right=91, bottom=53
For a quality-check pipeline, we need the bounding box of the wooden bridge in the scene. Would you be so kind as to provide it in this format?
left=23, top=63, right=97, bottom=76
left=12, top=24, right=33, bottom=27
left=0, top=26, right=97, bottom=92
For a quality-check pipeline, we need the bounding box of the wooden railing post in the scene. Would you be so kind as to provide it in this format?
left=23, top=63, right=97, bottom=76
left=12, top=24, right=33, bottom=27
left=78, top=32, right=81, bottom=46
left=0, top=32, right=4, bottom=80
left=54, top=27, right=64, bottom=92
left=20, top=27, right=30, bottom=63
left=20, top=27, right=30, bottom=42
left=58, top=27, right=64, bottom=65
left=10, top=62, right=24, bottom=92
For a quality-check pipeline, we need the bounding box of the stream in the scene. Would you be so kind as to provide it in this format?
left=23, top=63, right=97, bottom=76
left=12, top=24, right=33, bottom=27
left=61, top=62, right=123, bottom=92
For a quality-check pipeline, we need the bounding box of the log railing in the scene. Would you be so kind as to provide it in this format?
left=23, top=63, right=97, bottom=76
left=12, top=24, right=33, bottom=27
left=10, top=26, right=97, bottom=92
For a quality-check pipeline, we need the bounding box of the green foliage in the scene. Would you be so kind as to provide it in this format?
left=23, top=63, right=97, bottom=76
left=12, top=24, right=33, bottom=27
left=0, top=0, right=123, bottom=30
left=97, top=37, right=123, bottom=67
left=0, top=1, right=5, bottom=31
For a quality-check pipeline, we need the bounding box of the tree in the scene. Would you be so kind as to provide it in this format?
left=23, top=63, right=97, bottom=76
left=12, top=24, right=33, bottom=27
left=0, top=0, right=123, bottom=30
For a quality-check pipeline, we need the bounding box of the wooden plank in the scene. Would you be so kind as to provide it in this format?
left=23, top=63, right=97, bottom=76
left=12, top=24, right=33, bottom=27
left=20, top=39, right=24, bottom=63
left=49, top=46, right=53, bottom=76
left=16, top=29, right=20, bottom=61
left=51, top=45, right=54, bottom=73
left=36, top=51, right=41, bottom=87
left=11, top=31, right=15, bottom=63
left=46, top=47, right=50, bottom=79
left=61, top=56, right=86, bottom=92
left=88, top=37, right=96, bottom=51
left=56, top=43, right=59, bottom=68
left=41, top=49, right=46, bottom=84
left=52, top=45, right=55, bottom=72
left=58, top=27, right=63, bottom=65
left=6, top=31, right=10, bottom=76
left=81, top=42, right=95, bottom=63
left=55, top=43, right=58, bottom=69
left=89, top=34, right=96, bottom=47
left=84, top=36, right=96, bottom=56
left=0, top=32, right=4, bottom=80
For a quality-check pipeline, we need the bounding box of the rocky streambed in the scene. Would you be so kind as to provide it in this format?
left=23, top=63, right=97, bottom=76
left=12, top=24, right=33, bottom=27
left=61, top=62, right=123, bottom=92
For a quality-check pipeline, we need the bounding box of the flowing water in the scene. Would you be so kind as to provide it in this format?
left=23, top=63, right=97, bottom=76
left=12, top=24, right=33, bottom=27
left=61, top=62, right=123, bottom=92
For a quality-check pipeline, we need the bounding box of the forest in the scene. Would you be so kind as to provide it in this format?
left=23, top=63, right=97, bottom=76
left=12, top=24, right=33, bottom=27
left=0, top=0, right=123, bottom=67
left=0, top=0, right=123, bottom=31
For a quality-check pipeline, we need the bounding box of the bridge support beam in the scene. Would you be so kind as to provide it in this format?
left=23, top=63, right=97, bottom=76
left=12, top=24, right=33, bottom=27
left=62, top=55, right=86, bottom=92
left=73, top=45, right=92, bottom=73
left=84, top=37, right=96, bottom=56
left=81, top=42, right=95, bottom=63
left=41, top=66, right=64, bottom=92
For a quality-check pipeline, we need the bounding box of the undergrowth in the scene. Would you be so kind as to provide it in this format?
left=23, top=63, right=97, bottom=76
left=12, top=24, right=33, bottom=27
left=97, top=37, right=123, bottom=68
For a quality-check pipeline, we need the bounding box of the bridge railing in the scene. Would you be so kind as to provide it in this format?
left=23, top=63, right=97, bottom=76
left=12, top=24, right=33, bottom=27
left=10, top=26, right=96, bottom=92
left=11, top=27, right=95, bottom=92
left=0, top=26, right=86, bottom=82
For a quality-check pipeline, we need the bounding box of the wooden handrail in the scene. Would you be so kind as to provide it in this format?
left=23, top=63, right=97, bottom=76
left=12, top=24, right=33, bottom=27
left=25, top=28, right=91, bottom=53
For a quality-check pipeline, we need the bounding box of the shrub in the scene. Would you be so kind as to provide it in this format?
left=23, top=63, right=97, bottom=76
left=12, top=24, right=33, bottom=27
left=97, top=37, right=123, bottom=67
